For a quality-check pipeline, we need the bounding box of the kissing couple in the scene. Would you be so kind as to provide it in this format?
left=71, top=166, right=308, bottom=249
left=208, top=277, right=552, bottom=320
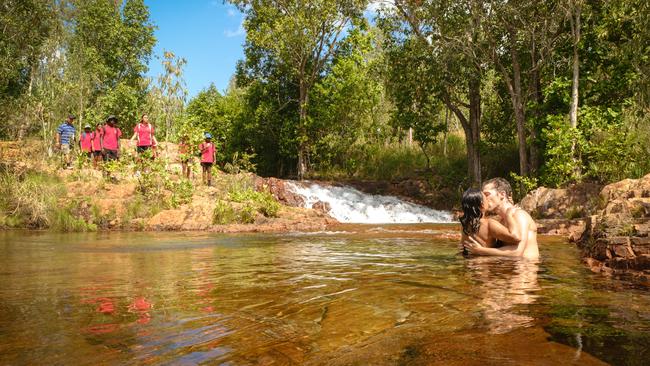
left=460, top=178, right=539, bottom=260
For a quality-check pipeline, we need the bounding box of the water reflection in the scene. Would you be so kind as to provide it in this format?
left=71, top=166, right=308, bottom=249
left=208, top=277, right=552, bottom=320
left=0, top=230, right=649, bottom=365
left=466, top=257, right=541, bottom=334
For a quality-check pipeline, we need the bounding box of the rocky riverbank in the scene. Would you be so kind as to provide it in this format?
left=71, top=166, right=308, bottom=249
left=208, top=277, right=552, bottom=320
left=521, top=174, right=650, bottom=282
left=0, top=140, right=335, bottom=233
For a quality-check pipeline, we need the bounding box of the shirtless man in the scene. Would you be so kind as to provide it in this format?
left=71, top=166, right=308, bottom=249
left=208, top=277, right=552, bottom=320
left=463, top=177, right=539, bottom=260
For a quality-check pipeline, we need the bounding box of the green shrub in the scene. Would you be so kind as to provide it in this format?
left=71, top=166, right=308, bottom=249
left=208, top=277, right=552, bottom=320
left=49, top=205, right=97, bottom=232
left=0, top=170, right=99, bottom=232
left=257, top=192, right=280, bottom=217
left=223, top=151, right=257, bottom=174
left=228, top=188, right=280, bottom=218
left=510, top=172, right=539, bottom=202
left=124, top=196, right=165, bottom=224
left=169, top=178, right=194, bottom=208
left=564, top=206, right=585, bottom=220
left=0, top=170, right=64, bottom=228
left=540, top=115, right=585, bottom=187
left=237, top=203, right=257, bottom=224
left=617, top=223, right=637, bottom=237
left=541, top=106, right=650, bottom=187
left=631, top=204, right=647, bottom=218
left=217, top=173, right=255, bottom=197
left=213, top=200, right=236, bottom=224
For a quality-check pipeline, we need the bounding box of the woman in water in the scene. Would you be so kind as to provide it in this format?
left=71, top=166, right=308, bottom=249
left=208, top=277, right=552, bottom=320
left=459, top=188, right=520, bottom=255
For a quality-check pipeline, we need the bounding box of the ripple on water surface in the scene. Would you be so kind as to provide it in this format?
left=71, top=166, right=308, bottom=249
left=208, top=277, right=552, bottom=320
left=0, top=229, right=648, bottom=365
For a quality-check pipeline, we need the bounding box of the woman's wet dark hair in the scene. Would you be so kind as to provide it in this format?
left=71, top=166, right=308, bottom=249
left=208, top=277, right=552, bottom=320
left=460, top=188, right=483, bottom=235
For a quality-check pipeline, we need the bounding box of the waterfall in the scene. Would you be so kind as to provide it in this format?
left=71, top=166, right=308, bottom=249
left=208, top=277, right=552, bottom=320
left=286, top=182, right=453, bottom=224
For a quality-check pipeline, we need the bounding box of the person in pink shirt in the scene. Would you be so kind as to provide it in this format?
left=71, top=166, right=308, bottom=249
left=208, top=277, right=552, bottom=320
left=199, top=133, right=217, bottom=186
left=91, top=123, right=103, bottom=168
left=102, top=115, right=122, bottom=161
left=130, top=114, right=157, bottom=158
left=79, top=124, right=93, bottom=160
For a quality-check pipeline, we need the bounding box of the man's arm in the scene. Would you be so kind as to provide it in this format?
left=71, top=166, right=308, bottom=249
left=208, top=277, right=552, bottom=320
left=465, top=211, right=530, bottom=257
left=487, top=218, right=520, bottom=244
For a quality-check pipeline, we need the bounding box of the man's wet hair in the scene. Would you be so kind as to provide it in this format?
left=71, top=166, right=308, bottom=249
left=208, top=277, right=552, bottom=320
left=482, top=177, right=513, bottom=203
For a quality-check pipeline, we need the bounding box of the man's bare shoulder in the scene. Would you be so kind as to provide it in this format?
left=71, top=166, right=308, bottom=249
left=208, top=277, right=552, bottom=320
left=514, top=207, right=537, bottom=230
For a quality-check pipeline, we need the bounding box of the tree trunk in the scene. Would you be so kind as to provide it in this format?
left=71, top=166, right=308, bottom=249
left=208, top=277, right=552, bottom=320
left=569, top=2, right=581, bottom=130
left=501, top=30, right=529, bottom=177
left=78, top=88, right=84, bottom=132
left=529, top=34, right=543, bottom=174
left=443, top=107, right=449, bottom=157
left=297, top=80, right=308, bottom=180
left=445, top=92, right=481, bottom=187
left=468, top=77, right=481, bottom=185
left=569, top=1, right=581, bottom=180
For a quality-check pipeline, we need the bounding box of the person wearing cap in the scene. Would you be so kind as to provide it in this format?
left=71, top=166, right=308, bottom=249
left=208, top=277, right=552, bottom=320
left=79, top=124, right=94, bottom=161
left=130, top=114, right=157, bottom=158
left=56, top=115, right=77, bottom=169
left=199, top=133, right=217, bottom=186
left=102, top=115, right=122, bottom=161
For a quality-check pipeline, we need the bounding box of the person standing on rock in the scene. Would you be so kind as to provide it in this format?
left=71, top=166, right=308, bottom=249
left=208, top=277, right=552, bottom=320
left=102, top=115, right=122, bottom=161
left=79, top=124, right=94, bottom=161
left=463, top=177, right=539, bottom=260
left=179, top=135, right=191, bottom=179
left=91, top=123, right=104, bottom=169
left=199, top=133, right=216, bottom=186
left=56, top=115, right=76, bottom=169
left=130, top=114, right=157, bottom=158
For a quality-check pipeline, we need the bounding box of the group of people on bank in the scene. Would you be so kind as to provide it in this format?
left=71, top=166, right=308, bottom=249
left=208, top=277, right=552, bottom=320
left=56, top=114, right=218, bottom=186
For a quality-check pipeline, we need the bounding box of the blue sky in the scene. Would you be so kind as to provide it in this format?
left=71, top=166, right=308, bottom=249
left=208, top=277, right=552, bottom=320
left=145, top=1, right=246, bottom=98
left=144, top=1, right=387, bottom=99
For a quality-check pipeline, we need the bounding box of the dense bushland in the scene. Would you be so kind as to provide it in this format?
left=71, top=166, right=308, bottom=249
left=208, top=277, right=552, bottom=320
left=2, top=0, right=649, bottom=200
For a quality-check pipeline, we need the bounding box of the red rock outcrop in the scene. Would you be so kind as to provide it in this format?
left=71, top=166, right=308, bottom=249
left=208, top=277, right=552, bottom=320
left=254, top=177, right=305, bottom=207
left=576, top=173, right=650, bottom=282
left=519, top=183, right=602, bottom=219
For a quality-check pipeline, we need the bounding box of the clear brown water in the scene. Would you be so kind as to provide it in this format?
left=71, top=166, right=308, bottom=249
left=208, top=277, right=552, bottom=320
left=0, top=225, right=649, bottom=365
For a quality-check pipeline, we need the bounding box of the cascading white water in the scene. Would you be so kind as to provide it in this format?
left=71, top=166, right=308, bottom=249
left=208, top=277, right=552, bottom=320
left=286, top=182, right=454, bottom=224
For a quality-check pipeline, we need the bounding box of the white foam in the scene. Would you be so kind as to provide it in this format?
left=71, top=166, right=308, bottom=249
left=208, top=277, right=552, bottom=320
left=286, top=182, right=453, bottom=224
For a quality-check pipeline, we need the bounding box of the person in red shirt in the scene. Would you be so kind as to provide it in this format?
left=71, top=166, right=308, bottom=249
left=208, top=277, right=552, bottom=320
left=79, top=124, right=93, bottom=160
left=199, top=133, right=217, bottom=186
left=102, top=115, right=122, bottom=161
left=91, top=123, right=104, bottom=168
left=130, top=114, right=156, bottom=158
left=178, top=135, right=191, bottom=179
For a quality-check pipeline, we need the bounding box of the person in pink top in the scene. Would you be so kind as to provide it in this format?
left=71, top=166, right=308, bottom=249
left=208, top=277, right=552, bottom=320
left=91, top=123, right=103, bottom=168
left=102, top=115, right=122, bottom=161
left=130, top=114, right=157, bottom=158
left=79, top=124, right=93, bottom=160
left=199, top=133, right=217, bottom=186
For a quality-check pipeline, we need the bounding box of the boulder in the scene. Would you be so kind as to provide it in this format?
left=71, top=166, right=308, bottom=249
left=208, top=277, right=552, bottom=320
left=312, top=201, right=332, bottom=214
left=536, top=219, right=586, bottom=242
left=519, top=183, right=602, bottom=219
left=255, top=177, right=305, bottom=207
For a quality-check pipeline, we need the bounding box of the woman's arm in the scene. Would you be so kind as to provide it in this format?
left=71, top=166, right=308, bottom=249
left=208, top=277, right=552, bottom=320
left=466, top=211, right=530, bottom=257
